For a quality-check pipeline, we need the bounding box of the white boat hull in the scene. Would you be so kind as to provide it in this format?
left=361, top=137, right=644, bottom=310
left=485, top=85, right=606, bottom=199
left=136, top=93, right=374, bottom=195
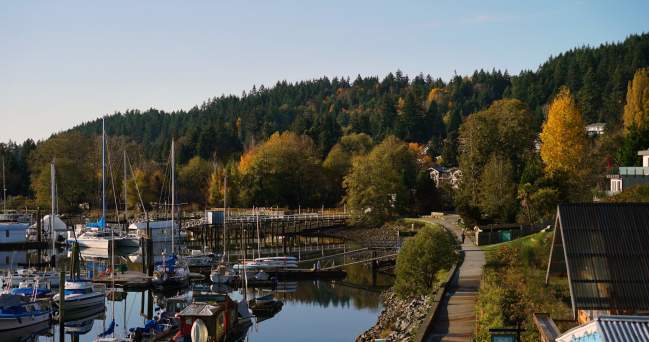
left=0, top=311, right=50, bottom=332
left=54, top=293, right=106, bottom=311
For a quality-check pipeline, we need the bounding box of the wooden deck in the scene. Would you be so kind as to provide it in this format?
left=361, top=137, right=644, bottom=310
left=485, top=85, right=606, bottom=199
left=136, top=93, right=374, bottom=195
left=421, top=215, right=486, bottom=342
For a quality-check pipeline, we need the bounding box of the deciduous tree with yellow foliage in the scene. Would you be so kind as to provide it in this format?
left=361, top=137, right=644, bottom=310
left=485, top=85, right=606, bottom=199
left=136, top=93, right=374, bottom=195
left=623, top=67, right=649, bottom=131
left=540, top=87, right=587, bottom=178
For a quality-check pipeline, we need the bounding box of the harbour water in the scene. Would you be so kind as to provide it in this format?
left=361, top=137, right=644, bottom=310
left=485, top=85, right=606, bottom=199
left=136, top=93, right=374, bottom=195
left=2, top=238, right=391, bottom=342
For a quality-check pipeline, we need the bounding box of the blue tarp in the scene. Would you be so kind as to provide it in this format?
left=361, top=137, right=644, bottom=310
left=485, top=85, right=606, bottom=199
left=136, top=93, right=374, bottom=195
left=154, top=255, right=177, bottom=267
left=87, top=216, right=106, bottom=229
left=98, top=320, right=115, bottom=337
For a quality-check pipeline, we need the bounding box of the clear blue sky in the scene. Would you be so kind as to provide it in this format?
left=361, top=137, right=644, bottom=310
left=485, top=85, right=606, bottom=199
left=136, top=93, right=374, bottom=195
left=1, top=0, right=648, bottom=143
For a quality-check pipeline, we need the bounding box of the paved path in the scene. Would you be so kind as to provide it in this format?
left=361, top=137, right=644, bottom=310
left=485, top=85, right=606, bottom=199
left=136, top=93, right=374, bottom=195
left=422, top=215, right=485, bottom=342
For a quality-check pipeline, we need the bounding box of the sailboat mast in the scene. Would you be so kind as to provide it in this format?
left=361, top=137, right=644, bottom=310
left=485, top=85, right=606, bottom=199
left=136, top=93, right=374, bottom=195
left=102, top=118, right=106, bottom=228
left=50, top=160, right=56, bottom=259
left=171, top=139, right=175, bottom=255
left=123, top=151, right=128, bottom=223
left=224, top=173, right=228, bottom=264
left=2, top=157, right=6, bottom=214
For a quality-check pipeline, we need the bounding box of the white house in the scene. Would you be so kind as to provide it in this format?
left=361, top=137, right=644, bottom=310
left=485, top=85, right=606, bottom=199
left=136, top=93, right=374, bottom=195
left=585, top=122, right=606, bottom=136
left=607, top=149, right=649, bottom=195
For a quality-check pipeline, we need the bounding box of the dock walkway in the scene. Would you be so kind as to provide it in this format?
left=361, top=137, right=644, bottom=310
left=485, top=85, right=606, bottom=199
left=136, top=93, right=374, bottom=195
left=422, top=214, right=485, bottom=342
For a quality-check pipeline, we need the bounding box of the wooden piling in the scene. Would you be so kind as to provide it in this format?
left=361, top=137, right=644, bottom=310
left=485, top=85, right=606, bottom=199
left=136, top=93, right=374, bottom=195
left=58, top=269, right=65, bottom=342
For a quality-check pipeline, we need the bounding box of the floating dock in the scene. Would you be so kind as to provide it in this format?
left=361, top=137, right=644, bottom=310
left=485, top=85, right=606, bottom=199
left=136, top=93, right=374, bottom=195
left=92, top=271, right=151, bottom=289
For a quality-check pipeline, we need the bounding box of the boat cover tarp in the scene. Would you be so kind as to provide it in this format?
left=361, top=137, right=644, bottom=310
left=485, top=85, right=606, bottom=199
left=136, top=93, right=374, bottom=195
left=86, top=216, right=106, bottom=229
left=0, top=294, right=26, bottom=308
left=98, top=319, right=115, bottom=337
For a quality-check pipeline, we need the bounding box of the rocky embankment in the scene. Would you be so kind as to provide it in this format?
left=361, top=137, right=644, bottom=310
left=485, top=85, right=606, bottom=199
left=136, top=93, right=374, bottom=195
left=316, top=221, right=410, bottom=246
left=356, top=290, right=432, bottom=342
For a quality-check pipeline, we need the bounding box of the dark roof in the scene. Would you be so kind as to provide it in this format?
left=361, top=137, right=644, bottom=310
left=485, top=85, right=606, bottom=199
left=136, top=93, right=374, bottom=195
left=547, top=203, right=649, bottom=315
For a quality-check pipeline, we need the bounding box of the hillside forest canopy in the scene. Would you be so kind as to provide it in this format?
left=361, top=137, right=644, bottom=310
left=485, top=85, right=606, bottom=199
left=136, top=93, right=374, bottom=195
left=2, top=33, right=649, bottom=225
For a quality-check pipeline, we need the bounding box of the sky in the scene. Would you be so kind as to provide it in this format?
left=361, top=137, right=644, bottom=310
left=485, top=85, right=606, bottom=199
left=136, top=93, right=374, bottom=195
left=1, top=0, right=649, bottom=143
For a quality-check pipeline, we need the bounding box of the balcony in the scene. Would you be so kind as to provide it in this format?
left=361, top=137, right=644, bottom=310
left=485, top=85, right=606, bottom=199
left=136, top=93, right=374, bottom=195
left=618, top=167, right=649, bottom=176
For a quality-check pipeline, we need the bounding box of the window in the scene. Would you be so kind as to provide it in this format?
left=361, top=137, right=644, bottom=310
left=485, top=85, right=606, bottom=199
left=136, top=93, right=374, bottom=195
left=5, top=230, right=8, bottom=238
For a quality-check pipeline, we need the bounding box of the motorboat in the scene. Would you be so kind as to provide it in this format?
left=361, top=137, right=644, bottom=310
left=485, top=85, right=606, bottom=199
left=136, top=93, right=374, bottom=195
left=233, top=256, right=298, bottom=272
left=0, top=294, right=51, bottom=333
left=52, top=279, right=106, bottom=311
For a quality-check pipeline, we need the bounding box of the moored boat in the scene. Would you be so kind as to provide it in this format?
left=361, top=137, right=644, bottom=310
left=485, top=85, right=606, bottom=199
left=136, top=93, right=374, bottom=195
left=0, top=294, right=51, bottom=333
left=52, top=279, right=106, bottom=311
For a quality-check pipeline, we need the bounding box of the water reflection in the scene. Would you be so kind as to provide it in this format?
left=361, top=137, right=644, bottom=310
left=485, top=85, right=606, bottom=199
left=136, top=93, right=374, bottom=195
left=2, top=239, right=389, bottom=342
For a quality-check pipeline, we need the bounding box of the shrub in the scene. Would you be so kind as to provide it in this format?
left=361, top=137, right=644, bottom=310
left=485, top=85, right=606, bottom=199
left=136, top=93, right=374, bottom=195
left=394, top=223, right=459, bottom=297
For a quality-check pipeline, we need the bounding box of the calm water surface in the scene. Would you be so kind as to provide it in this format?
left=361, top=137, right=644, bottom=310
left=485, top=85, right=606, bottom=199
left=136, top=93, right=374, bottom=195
left=3, top=244, right=390, bottom=342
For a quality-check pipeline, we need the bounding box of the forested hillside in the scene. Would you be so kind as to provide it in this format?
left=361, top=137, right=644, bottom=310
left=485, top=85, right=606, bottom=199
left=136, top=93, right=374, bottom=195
left=1, top=33, right=648, bottom=218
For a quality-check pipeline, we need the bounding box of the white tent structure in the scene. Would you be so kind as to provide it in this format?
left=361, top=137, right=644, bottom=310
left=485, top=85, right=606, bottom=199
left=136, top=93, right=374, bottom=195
left=26, top=214, right=68, bottom=241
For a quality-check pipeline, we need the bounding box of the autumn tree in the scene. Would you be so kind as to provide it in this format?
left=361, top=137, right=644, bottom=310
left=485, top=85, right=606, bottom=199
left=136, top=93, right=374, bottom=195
left=540, top=87, right=587, bottom=178
left=623, top=67, right=649, bottom=131
left=343, top=136, right=417, bottom=225
left=207, top=161, right=240, bottom=207
left=238, top=131, right=325, bottom=208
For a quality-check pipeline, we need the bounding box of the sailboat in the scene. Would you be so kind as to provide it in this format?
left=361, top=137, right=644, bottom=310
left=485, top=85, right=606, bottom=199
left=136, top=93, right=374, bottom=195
left=52, top=243, right=106, bottom=311
left=210, top=175, right=237, bottom=285
left=95, top=187, right=127, bottom=342
left=75, top=118, right=131, bottom=249
left=0, top=293, right=51, bottom=333
left=151, top=140, right=189, bottom=288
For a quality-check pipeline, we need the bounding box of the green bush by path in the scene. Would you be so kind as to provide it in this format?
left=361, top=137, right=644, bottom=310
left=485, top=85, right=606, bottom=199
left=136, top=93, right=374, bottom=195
left=394, top=222, right=459, bottom=298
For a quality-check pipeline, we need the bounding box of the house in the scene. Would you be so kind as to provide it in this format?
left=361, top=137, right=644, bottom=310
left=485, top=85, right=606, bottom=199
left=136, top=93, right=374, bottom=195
left=586, top=122, right=606, bottom=136
left=546, top=203, right=649, bottom=323
left=606, top=149, right=649, bottom=195
left=428, top=165, right=462, bottom=189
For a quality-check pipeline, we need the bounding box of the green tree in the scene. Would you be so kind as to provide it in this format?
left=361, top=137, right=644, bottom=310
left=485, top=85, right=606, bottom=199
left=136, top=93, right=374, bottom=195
left=343, top=136, right=417, bottom=225
left=29, top=132, right=98, bottom=212
left=457, top=99, right=535, bottom=223
left=478, top=155, right=517, bottom=222
left=394, top=224, right=458, bottom=297
left=178, top=156, right=212, bottom=206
